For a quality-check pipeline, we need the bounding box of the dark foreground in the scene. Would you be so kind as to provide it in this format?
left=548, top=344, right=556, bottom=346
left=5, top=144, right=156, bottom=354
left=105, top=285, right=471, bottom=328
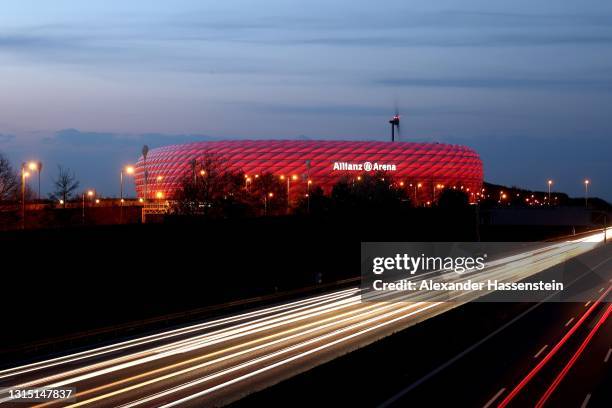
left=0, top=236, right=609, bottom=407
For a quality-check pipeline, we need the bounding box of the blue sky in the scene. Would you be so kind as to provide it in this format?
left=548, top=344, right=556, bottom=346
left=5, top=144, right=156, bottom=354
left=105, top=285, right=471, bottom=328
left=1, top=1, right=611, bottom=199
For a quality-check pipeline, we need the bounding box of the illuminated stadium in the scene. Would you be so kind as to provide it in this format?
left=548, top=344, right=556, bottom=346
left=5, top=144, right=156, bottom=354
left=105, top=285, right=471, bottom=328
left=133, top=140, right=483, bottom=203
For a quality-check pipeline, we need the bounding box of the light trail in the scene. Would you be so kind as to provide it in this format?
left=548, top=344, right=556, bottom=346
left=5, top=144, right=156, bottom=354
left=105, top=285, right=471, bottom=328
left=0, top=229, right=609, bottom=408
left=497, top=284, right=612, bottom=408
left=535, top=303, right=612, bottom=408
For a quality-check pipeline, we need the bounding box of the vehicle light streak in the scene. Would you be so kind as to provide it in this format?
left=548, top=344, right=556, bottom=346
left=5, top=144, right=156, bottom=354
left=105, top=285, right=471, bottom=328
left=535, top=302, right=612, bottom=408
left=497, top=284, right=612, bottom=408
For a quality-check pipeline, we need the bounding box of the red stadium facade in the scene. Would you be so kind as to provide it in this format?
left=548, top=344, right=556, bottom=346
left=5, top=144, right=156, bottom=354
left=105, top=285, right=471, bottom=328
left=134, top=140, right=483, bottom=204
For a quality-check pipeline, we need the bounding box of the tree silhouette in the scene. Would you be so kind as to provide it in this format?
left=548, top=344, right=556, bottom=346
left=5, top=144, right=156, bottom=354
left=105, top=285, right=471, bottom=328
left=50, top=165, right=80, bottom=207
left=0, top=153, right=18, bottom=201
left=437, top=188, right=469, bottom=209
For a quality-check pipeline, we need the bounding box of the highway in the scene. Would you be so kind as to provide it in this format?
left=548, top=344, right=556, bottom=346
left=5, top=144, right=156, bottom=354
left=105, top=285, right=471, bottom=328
left=0, top=229, right=610, bottom=407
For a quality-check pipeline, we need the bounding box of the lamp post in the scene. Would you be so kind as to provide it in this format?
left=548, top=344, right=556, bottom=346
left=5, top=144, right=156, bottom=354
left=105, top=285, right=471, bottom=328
left=20, top=164, right=30, bottom=229
left=120, top=166, right=135, bottom=223
left=414, top=183, right=422, bottom=206
left=547, top=180, right=553, bottom=205
left=433, top=183, right=443, bottom=202
left=264, top=192, right=273, bottom=216
left=307, top=179, right=312, bottom=213
left=280, top=174, right=298, bottom=213
left=82, top=190, right=94, bottom=224
left=28, top=161, right=42, bottom=200
left=584, top=179, right=590, bottom=208
left=141, top=145, right=149, bottom=202
left=121, top=166, right=135, bottom=202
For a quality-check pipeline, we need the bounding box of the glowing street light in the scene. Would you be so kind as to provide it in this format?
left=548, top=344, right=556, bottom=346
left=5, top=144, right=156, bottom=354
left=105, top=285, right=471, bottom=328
left=584, top=179, right=590, bottom=208
left=20, top=163, right=31, bottom=229
left=433, top=183, right=444, bottom=202
left=155, top=191, right=164, bottom=200
left=27, top=161, right=42, bottom=200
left=82, top=189, right=95, bottom=224
left=547, top=180, right=553, bottom=204
left=283, top=174, right=299, bottom=213
left=264, top=192, right=274, bottom=216
left=121, top=165, right=135, bottom=205
left=414, top=183, right=422, bottom=206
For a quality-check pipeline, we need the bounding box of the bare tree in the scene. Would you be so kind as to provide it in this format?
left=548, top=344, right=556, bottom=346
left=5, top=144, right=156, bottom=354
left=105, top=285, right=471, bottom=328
left=50, top=165, right=79, bottom=207
left=0, top=152, right=18, bottom=201
left=173, top=153, right=249, bottom=217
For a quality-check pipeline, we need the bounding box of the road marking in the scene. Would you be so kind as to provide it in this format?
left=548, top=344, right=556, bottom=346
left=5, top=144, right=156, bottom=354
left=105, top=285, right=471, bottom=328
left=534, top=345, right=548, bottom=359
left=565, top=317, right=575, bottom=327
left=584, top=300, right=592, bottom=307
left=605, top=348, right=611, bottom=363
left=482, top=388, right=505, bottom=408
left=599, top=287, right=604, bottom=293
left=580, top=393, right=591, bottom=408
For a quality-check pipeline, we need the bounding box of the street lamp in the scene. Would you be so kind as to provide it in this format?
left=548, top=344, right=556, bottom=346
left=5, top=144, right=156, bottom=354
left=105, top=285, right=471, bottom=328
left=28, top=161, right=42, bottom=200
left=120, top=166, right=135, bottom=224
left=82, top=189, right=95, bottom=224
left=433, top=183, right=443, bottom=202
left=121, top=165, right=135, bottom=203
left=547, top=180, right=553, bottom=205
left=264, top=192, right=274, bottom=216
left=20, top=164, right=30, bottom=229
left=307, top=179, right=313, bottom=213
left=584, top=179, right=590, bottom=208
left=281, top=174, right=299, bottom=213
left=415, top=183, right=422, bottom=206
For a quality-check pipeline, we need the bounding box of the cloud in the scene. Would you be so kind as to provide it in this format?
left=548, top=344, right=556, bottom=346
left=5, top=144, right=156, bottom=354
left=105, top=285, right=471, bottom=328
left=289, top=32, right=612, bottom=48
left=171, top=9, right=612, bottom=48
left=0, top=133, right=15, bottom=144
left=243, top=102, right=482, bottom=117
left=376, top=77, right=612, bottom=91
left=42, top=128, right=216, bottom=150
left=176, top=10, right=612, bottom=32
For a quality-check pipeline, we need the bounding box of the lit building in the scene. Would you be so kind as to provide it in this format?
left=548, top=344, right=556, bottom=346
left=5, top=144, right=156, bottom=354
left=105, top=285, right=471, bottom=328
left=134, top=140, right=483, bottom=202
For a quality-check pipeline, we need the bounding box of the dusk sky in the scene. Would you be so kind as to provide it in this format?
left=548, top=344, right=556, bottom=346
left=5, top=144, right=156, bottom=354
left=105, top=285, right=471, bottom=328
left=1, top=1, right=611, bottom=199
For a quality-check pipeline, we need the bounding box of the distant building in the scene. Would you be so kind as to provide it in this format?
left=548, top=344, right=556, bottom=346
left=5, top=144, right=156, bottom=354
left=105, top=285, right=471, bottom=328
left=134, top=140, right=483, bottom=203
